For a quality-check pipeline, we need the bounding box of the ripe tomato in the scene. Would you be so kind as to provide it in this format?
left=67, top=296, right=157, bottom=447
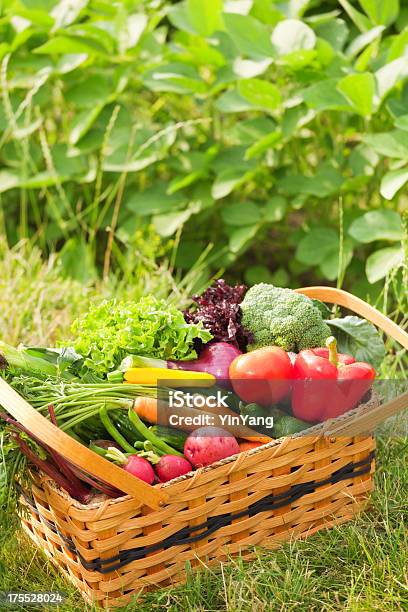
left=229, top=347, right=293, bottom=406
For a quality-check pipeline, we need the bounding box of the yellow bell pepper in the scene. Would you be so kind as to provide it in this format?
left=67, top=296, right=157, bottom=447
left=124, top=367, right=216, bottom=387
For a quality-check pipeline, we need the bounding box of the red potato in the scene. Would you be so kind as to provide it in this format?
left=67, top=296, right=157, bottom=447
left=184, top=426, right=240, bottom=468
left=155, top=455, right=192, bottom=483
left=123, top=455, right=155, bottom=484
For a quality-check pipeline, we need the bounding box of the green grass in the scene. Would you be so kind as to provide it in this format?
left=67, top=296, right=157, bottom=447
left=0, top=242, right=407, bottom=612
left=0, top=235, right=213, bottom=346
left=0, top=437, right=406, bottom=612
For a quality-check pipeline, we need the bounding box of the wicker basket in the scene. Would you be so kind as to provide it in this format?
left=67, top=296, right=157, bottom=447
left=1, top=287, right=407, bottom=609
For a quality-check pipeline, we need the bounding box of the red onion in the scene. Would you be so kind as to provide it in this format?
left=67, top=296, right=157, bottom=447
left=170, top=342, right=242, bottom=384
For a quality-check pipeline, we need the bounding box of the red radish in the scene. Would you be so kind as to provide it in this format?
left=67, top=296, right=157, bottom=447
left=123, top=455, right=155, bottom=484
left=155, top=455, right=192, bottom=482
left=184, top=426, right=240, bottom=468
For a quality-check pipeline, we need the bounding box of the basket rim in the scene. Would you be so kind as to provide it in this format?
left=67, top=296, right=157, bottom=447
left=28, top=391, right=380, bottom=512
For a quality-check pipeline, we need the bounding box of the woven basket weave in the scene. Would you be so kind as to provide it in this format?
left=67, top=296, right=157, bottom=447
left=1, top=287, right=407, bottom=609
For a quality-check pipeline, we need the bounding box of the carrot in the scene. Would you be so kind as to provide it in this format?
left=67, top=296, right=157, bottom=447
left=192, top=395, right=272, bottom=443
left=133, top=396, right=158, bottom=423
left=239, top=440, right=265, bottom=452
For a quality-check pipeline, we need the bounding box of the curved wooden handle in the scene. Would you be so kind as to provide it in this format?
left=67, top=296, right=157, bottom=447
left=296, top=286, right=408, bottom=435
left=0, top=378, right=167, bottom=509
left=323, top=390, right=408, bottom=437
left=296, top=286, right=408, bottom=349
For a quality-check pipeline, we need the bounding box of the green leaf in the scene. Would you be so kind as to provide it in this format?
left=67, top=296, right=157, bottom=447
left=302, top=78, right=349, bottom=111
left=233, top=57, right=271, bottom=78
left=0, top=170, right=20, bottom=193
left=320, top=240, right=353, bottom=281
left=289, top=0, right=312, bottom=19
left=237, top=78, right=281, bottom=111
left=363, top=131, right=408, bottom=159
left=126, top=185, right=185, bottom=216
left=212, top=168, right=249, bottom=199
left=327, top=316, right=386, bottom=367
left=358, top=0, right=399, bottom=27
left=337, top=72, right=375, bottom=116
left=55, top=53, right=88, bottom=74
left=60, top=237, right=97, bottom=283
left=271, top=19, right=316, bottom=56
left=222, top=201, right=261, bottom=226
left=11, top=4, right=54, bottom=27
left=349, top=210, right=403, bottom=243
left=143, top=63, right=206, bottom=94
left=51, top=0, right=88, bottom=31
left=366, top=246, right=403, bottom=283
left=354, top=40, right=379, bottom=71
left=232, top=117, right=276, bottom=144
left=187, top=0, right=223, bottom=37
left=345, top=25, right=385, bottom=58
left=375, top=57, right=408, bottom=106
left=250, top=0, right=284, bottom=25
left=296, top=228, right=339, bottom=265
left=348, top=143, right=379, bottom=176
left=244, top=264, right=275, bottom=285
left=223, top=12, right=275, bottom=59
left=168, top=4, right=198, bottom=34
left=64, top=24, right=116, bottom=54
left=215, top=89, right=255, bottom=112
left=312, top=299, right=332, bottom=318
left=315, top=18, right=349, bottom=52
left=282, top=105, right=315, bottom=137
left=34, top=35, right=104, bottom=55
left=153, top=209, right=193, bottom=237
left=394, top=115, right=408, bottom=131
left=119, top=14, right=148, bottom=52
left=387, top=97, right=408, bottom=119
left=338, top=0, right=371, bottom=32
left=103, top=150, right=158, bottom=173
left=65, top=75, right=111, bottom=108
left=380, top=168, right=408, bottom=200
left=263, top=196, right=287, bottom=221
left=387, top=29, right=408, bottom=62
left=69, top=105, right=104, bottom=145
left=279, top=165, right=343, bottom=197
left=229, top=224, right=259, bottom=253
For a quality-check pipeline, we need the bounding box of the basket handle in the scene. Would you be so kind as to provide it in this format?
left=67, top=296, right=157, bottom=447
left=0, top=378, right=168, bottom=509
left=296, top=286, right=408, bottom=436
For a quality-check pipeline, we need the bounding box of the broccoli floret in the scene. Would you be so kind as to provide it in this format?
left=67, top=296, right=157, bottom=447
left=240, top=284, right=331, bottom=352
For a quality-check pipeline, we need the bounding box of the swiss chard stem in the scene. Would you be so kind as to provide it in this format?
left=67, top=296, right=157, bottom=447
left=12, top=434, right=91, bottom=504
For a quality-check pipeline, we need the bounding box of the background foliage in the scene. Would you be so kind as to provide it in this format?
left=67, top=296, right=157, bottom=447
left=0, top=0, right=407, bottom=300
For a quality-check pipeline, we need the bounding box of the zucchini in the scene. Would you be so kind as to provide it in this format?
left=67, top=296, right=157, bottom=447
left=273, top=415, right=310, bottom=437
left=149, top=425, right=188, bottom=452
left=112, top=410, right=145, bottom=444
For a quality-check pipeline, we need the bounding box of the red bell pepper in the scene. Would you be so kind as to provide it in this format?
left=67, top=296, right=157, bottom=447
left=292, top=336, right=375, bottom=423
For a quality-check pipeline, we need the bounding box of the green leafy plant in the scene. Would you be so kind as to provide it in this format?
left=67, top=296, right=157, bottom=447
left=0, top=0, right=406, bottom=298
